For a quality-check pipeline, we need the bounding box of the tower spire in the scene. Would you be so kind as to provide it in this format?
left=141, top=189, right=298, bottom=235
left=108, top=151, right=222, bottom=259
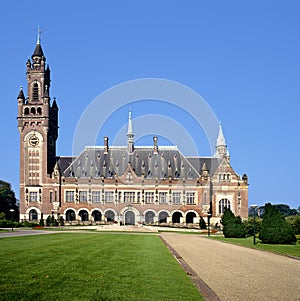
left=216, top=122, right=226, bottom=146
left=127, top=109, right=134, bottom=153
left=215, top=122, right=227, bottom=157
left=37, top=26, right=41, bottom=45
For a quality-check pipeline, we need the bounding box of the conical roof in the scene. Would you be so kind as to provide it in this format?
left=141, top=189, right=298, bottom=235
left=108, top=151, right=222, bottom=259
left=32, top=43, right=44, bottom=58
left=17, top=87, right=25, bottom=100
left=216, top=123, right=226, bottom=146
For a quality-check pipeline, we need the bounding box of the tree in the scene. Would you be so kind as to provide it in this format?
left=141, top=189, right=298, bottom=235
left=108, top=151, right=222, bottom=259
left=221, top=208, right=247, bottom=238
left=286, top=215, right=300, bottom=235
left=0, top=180, right=19, bottom=220
left=243, top=217, right=262, bottom=236
left=259, top=203, right=296, bottom=244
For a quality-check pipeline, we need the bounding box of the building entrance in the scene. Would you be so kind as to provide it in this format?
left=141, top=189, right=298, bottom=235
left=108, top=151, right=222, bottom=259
left=125, top=211, right=135, bottom=225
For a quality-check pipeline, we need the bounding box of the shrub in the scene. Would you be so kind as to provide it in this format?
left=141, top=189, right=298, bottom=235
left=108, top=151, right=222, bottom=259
left=46, top=215, right=51, bottom=226
left=20, top=220, right=39, bottom=227
left=0, top=219, right=10, bottom=227
left=286, top=215, right=300, bottom=235
left=199, top=216, right=207, bottom=229
left=221, top=208, right=247, bottom=238
left=58, top=216, right=65, bottom=226
left=46, top=215, right=59, bottom=226
left=259, top=203, right=296, bottom=244
left=243, top=217, right=262, bottom=236
left=39, top=213, right=45, bottom=227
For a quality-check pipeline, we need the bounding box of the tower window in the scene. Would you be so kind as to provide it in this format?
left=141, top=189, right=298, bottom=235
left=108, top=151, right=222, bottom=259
left=32, top=83, right=39, bottom=102
left=37, top=107, right=42, bottom=115
left=31, top=107, right=36, bottom=115
left=24, top=107, right=29, bottom=115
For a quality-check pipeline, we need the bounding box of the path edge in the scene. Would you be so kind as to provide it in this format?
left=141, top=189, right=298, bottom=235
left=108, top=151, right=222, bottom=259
left=160, top=235, right=221, bottom=301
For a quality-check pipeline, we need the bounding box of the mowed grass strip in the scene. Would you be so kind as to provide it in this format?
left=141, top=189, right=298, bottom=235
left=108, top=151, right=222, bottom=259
left=0, top=233, right=203, bottom=301
left=210, top=235, right=300, bottom=258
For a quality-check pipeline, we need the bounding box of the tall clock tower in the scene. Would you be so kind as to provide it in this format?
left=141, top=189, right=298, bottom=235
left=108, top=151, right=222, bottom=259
left=17, top=37, right=59, bottom=220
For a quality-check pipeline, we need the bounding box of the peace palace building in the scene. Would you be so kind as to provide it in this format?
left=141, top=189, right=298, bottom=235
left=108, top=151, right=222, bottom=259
left=17, top=40, right=249, bottom=226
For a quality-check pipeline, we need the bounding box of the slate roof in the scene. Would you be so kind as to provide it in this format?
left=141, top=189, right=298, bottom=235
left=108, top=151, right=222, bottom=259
left=60, top=146, right=205, bottom=180
left=32, top=43, right=44, bottom=58
left=186, top=157, right=221, bottom=177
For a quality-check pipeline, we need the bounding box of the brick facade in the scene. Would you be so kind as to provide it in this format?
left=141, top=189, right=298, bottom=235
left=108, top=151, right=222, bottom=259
left=17, top=41, right=248, bottom=226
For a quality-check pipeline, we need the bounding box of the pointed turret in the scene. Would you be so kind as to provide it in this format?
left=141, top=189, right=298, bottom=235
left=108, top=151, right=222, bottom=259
left=32, top=27, right=44, bottom=58
left=32, top=43, right=44, bottom=59
left=17, top=87, right=25, bottom=103
left=31, top=29, right=46, bottom=70
left=216, top=123, right=226, bottom=146
left=52, top=161, right=61, bottom=179
left=52, top=97, right=58, bottom=110
left=127, top=110, right=134, bottom=153
left=201, top=161, right=209, bottom=179
left=215, top=122, right=227, bottom=157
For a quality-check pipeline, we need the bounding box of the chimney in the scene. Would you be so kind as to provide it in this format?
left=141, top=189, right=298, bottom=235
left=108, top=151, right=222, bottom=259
left=104, top=136, right=109, bottom=154
left=153, top=136, right=158, bottom=154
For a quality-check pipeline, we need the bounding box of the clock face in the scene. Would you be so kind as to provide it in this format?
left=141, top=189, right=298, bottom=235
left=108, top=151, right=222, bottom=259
left=29, top=135, right=39, bottom=147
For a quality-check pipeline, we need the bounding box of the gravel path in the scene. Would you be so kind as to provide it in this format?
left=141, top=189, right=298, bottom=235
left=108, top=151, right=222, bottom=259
left=160, top=233, right=300, bottom=301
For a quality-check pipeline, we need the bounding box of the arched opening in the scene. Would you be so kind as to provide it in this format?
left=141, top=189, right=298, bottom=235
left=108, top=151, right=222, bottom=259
left=186, top=212, right=196, bottom=224
left=105, top=210, right=115, bottom=222
left=29, top=209, right=38, bottom=221
left=24, top=107, right=29, bottom=115
left=158, top=211, right=169, bottom=223
left=66, top=209, right=76, bottom=221
left=32, top=83, right=39, bottom=101
left=92, top=210, right=102, bottom=222
left=172, top=211, right=182, bottom=223
left=145, top=211, right=155, bottom=224
left=219, top=198, right=231, bottom=214
left=79, top=210, right=89, bottom=222
left=37, top=107, right=42, bottom=115
left=31, top=107, right=36, bottom=115
left=125, top=211, right=135, bottom=225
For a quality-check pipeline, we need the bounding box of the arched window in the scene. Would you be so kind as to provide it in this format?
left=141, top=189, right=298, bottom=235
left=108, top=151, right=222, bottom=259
left=186, top=212, right=196, bottom=224
left=29, top=209, right=38, bottom=221
left=79, top=210, right=89, bottom=222
left=172, top=211, right=182, bottom=223
left=219, top=198, right=231, bottom=214
left=92, top=211, right=102, bottom=222
left=145, top=211, right=155, bottom=224
left=66, top=209, right=76, bottom=221
left=105, top=210, right=115, bottom=222
left=24, top=107, right=29, bottom=115
left=32, top=83, right=39, bottom=101
left=31, top=107, right=36, bottom=115
left=158, top=211, right=169, bottom=223
left=37, top=107, right=42, bottom=115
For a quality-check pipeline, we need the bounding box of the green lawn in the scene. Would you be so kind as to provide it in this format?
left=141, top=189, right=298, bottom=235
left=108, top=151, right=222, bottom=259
left=0, top=233, right=203, bottom=301
left=210, top=235, right=300, bottom=258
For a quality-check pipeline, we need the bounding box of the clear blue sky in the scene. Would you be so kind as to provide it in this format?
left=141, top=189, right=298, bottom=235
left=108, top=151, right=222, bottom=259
left=0, top=1, right=299, bottom=209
